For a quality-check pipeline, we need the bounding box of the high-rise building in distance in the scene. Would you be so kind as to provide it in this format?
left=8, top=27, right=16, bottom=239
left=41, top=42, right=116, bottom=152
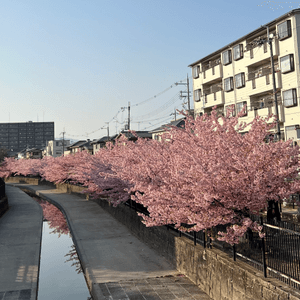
left=0, top=121, right=54, bottom=155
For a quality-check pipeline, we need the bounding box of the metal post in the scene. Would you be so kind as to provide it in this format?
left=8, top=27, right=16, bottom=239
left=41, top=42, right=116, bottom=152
left=261, top=216, right=267, bottom=278
left=193, top=231, right=197, bottom=246
left=267, top=26, right=281, bottom=141
left=233, top=244, right=236, bottom=261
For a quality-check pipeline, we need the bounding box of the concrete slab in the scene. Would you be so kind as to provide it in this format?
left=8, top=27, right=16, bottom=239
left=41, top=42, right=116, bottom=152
left=0, top=186, right=43, bottom=300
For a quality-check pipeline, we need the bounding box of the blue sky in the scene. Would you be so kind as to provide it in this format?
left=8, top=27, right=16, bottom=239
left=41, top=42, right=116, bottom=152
left=0, top=0, right=299, bottom=140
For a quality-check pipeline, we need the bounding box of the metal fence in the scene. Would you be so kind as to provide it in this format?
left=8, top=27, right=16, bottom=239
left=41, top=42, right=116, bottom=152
left=0, top=178, right=5, bottom=200
left=124, top=199, right=300, bottom=290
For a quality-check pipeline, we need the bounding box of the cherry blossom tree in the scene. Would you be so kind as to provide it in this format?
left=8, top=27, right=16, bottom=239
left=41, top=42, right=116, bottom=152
left=106, top=110, right=300, bottom=244
left=1, top=109, right=300, bottom=244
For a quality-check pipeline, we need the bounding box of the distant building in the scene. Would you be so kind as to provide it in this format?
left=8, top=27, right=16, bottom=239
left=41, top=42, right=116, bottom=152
left=0, top=121, right=54, bottom=156
left=150, top=119, right=185, bottom=141
left=44, top=140, right=71, bottom=157
left=91, top=135, right=118, bottom=154
left=65, top=140, right=93, bottom=155
left=116, top=130, right=152, bottom=141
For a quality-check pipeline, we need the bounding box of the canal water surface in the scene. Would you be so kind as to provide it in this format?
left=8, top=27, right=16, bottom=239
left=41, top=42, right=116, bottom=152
left=32, top=196, right=91, bottom=299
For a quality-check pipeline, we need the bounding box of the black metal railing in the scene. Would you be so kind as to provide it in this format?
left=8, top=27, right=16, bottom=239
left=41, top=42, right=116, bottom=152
left=0, top=178, right=5, bottom=200
left=123, top=199, right=300, bottom=290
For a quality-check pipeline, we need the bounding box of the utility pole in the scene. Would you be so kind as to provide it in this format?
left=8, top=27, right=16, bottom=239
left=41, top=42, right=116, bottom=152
left=128, top=102, right=130, bottom=130
left=60, top=129, right=66, bottom=157
left=105, top=122, right=109, bottom=140
left=187, top=74, right=190, bottom=112
left=175, top=75, right=191, bottom=115
left=266, top=26, right=281, bottom=140
left=121, top=102, right=131, bottom=130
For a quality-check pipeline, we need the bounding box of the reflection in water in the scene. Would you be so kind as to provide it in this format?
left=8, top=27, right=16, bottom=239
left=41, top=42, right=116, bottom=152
left=35, top=197, right=69, bottom=236
left=31, top=196, right=91, bottom=300
left=64, top=245, right=83, bottom=274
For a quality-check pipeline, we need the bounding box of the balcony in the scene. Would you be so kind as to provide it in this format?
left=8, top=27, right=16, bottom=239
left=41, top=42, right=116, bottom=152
left=248, top=71, right=281, bottom=96
left=254, top=105, right=284, bottom=122
left=203, top=90, right=225, bottom=108
left=202, top=64, right=223, bottom=84
left=244, top=38, right=279, bottom=67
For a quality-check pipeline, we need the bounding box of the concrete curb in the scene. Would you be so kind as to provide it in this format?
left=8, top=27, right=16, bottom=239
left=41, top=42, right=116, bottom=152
left=16, top=185, right=105, bottom=300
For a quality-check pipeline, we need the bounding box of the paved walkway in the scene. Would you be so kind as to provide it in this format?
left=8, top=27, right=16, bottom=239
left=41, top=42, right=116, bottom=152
left=0, top=185, right=43, bottom=300
left=2, top=184, right=211, bottom=300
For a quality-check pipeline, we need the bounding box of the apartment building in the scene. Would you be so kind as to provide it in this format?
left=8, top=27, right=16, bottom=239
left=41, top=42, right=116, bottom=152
left=0, top=121, right=54, bottom=155
left=189, top=9, right=300, bottom=143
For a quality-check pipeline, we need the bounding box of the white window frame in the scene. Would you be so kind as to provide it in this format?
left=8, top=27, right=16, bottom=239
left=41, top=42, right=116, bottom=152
left=235, top=73, right=245, bottom=89
left=233, top=44, right=243, bottom=61
left=236, top=101, right=247, bottom=117
left=224, top=77, right=233, bottom=92
left=193, top=65, right=200, bottom=79
left=278, top=20, right=292, bottom=40
left=194, top=89, right=201, bottom=102
left=280, top=54, right=294, bottom=74
left=222, top=50, right=232, bottom=65
left=283, top=89, right=297, bottom=107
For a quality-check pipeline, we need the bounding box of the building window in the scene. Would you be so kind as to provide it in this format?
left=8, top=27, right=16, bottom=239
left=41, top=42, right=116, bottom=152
left=236, top=101, right=247, bottom=116
left=283, top=89, right=297, bottom=107
left=194, top=89, right=201, bottom=102
left=222, top=50, right=232, bottom=65
left=224, top=77, right=233, bottom=92
left=278, top=20, right=292, bottom=40
left=235, top=73, right=245, bottom=88
left=233, top=44, right=243, bottom=61
left=280, top=54, right=294, bottom=74
left=225, top=104, right=236, bottom=117
left=192, top=66, right=200, bottom=79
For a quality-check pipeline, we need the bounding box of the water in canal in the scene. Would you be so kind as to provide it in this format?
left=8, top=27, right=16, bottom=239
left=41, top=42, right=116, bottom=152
left=33, top=196, right=91, bottom=300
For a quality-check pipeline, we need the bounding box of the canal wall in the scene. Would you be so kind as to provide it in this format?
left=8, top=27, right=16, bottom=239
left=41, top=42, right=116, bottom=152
left=3, top=176, right=300, bottom=300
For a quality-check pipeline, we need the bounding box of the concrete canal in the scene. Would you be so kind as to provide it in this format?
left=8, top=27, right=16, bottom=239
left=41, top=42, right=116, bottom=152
left=31, top=194, right=91, bottom=299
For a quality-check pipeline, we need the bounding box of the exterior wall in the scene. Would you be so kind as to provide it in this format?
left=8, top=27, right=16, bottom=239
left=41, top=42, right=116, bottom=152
left=192, top=12, right=300, bottom=143
left=45, top=140, right=70, bottom=157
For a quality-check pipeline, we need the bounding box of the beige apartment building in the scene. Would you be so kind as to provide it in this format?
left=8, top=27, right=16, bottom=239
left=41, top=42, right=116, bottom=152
left=189, top=9, right=300, bottom=143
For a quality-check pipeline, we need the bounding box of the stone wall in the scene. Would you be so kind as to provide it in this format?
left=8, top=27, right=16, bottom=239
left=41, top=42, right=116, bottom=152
left=5, top=176, right=87, bottom=199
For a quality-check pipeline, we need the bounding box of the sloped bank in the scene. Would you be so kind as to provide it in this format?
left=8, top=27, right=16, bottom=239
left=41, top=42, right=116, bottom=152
left=5, top=176, right=300, bottom=300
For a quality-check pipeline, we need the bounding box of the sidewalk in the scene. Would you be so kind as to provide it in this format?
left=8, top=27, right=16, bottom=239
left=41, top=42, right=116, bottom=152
left=5, top=183, right=211, bottom=300
left=0, top=185, right=43, bottom=300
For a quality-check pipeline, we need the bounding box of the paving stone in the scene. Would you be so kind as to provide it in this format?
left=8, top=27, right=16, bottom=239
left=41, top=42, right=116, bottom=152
left=3, top=291, right=19, bottom=300
left=98, top=283, right=111, bottom=298
left=18, top=290, right=31, bottom=300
